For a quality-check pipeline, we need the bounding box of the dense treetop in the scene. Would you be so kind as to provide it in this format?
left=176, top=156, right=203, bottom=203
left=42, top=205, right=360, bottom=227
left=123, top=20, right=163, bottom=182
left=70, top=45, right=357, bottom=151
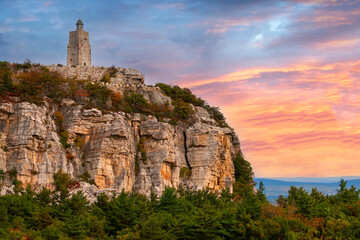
left=1, top=154, right=360, bottom=239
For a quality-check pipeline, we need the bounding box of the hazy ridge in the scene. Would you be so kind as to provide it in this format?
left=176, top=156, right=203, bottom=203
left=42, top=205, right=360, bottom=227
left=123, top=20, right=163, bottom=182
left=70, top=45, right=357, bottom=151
left=255, top=177, right=360, bottom=202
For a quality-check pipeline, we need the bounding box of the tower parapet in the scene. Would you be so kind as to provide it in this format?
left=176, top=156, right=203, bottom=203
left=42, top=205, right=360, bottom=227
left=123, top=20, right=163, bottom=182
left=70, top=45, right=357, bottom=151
left=67, top=19, right=91, bottom=67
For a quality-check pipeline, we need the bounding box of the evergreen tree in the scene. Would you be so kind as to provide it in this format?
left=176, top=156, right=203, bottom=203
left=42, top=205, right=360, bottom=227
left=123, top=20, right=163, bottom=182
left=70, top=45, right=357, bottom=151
left=257, top=181, right=267, bottom=202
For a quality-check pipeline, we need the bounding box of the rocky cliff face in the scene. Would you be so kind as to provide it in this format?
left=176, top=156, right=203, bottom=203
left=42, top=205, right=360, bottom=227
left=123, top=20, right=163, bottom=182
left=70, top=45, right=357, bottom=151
left=0, top=66, right=241, bottom=196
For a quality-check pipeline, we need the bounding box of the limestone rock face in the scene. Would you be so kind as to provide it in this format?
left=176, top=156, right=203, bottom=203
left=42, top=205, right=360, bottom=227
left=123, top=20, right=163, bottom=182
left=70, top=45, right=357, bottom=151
left=0, top=102, right=68, bottom=190
left=186, top=123, right=239, bottom=191
left=0, top=67, right=242, bottom=195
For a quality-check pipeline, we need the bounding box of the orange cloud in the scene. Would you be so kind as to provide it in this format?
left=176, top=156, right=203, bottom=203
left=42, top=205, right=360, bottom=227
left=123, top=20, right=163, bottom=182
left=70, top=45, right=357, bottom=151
left=314, top=38, right=360, bottom=49
left=179, top=59, right=360, bottom=177
left=182, top=60, right=360, bottom=88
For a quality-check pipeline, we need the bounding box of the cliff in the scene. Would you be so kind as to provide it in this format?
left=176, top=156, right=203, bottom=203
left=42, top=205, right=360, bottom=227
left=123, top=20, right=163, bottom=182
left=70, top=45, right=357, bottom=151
left=0, top=63, right=241, bottom=196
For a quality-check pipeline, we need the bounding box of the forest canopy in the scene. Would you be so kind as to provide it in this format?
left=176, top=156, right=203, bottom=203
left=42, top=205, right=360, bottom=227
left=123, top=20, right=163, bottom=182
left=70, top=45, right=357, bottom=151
left=0, top=163, right=360, bottom=239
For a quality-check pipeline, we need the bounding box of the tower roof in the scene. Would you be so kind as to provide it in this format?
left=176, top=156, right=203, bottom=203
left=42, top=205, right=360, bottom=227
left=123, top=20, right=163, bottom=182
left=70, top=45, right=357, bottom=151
left=76, top=19, right=84, bottom=27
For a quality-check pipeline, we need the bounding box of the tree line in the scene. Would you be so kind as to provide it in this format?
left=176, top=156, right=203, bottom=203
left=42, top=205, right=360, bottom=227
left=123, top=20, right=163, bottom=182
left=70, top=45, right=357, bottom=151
left=0, top=155, right=359, bottom=239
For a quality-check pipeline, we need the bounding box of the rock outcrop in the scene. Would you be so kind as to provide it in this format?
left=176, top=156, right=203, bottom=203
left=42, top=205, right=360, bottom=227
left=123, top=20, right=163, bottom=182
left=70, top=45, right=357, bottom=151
left=0, top=66, right=241, bottom=196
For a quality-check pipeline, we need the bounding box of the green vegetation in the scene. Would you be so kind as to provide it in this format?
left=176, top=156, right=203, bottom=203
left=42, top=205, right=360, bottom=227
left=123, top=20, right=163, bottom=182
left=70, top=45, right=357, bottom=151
left=8, top=167, right=18, bottom=181
left=53, top=111, right=64, bottom=126
left=137, top=137, right=147, bottom=163
left=134, top=137, right=147, bottom=176
left=0, top=61, right=14, bottom=95
left=156, top=83, right=228, bottom=125
left=14, top=59, right=32, bottom=70
left=108, top=65, right=118, bottom=78
left=1, top=146, right=9, bottom=152
left=233, top=153, right=255, bottom=196
left=179, top=167, right=191, bottom=178
left=84, top=81, right=112, bottom=107
left=100, top=73, right=111, bottom=84
left=1, top=61, right=228, bottom=127
left=79, top=171, right=91, bottom=183
left=74, top=135, right=84, bottom=148
left=0, top=170, right=4, bottom=181
left=0, top=166, right=359, bottom=239
left=59, top=131, right=70, bottom=149
left=155, top=83, right=205, bottom=107
left=0, top=178, right=359, bottom=239
left=125, top=92, right=149, bottom=111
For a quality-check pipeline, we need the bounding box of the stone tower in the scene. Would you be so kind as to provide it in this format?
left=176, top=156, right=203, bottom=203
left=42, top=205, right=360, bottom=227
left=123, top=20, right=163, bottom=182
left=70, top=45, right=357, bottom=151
left=67, top=19, right=91, bottom=67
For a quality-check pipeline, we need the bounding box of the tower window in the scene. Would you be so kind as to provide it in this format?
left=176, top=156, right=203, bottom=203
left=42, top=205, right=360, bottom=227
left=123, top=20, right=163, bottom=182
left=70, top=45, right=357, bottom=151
left=84, top=62, right=86, bottom=66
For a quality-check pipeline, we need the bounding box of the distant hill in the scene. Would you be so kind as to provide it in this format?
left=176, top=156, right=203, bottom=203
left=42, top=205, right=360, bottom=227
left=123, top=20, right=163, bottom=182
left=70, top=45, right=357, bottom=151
left=254, top=178, right=360, bottom=202
left=263, top=176, right=360, bottom=183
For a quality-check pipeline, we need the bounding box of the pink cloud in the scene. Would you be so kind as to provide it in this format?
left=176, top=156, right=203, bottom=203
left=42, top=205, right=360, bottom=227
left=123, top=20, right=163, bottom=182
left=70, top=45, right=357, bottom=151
left=178, top=58, right=360, bottom=177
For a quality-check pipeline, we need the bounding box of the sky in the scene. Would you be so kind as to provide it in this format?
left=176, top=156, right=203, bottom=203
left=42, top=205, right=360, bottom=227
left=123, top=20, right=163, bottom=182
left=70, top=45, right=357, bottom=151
left=1, top=0, right=360, bottom=178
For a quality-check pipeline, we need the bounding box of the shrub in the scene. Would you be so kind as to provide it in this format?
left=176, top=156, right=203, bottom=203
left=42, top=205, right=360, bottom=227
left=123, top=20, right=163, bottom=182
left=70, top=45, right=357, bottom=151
left=111, top=92, right=122, bottom=110
left=1, top=146, right=9, bottom=152
left=59, top=131, right=70, bottom=148
left=13, top=179, right=23, bottom=193
left=8, top=167, right=18, bottom=180
left=0, top=61, right=14, bottom=95
left=179, top=167, right=191, bottom=178
left=0, top=170, right=4, bottom=180
left=155, top=83, right=204, bottom=107
left=15, top=67, right=71, bottom=103
left=125, top=92, right=148, bottom=109
left=74, top=88, right=89, bottom=98
left=14, top=59, right=32, bottom=70
left=108, top=65, right=118, bottom=77
left=66, top=154, right=74, bottom=160
left=30, top=170, right=38, bottom=175
left=135, top=154, right=140, bottom=176
left=74, top=135, right=84, bottom=148
left=53, top=111, right=64, bottom=126
left=174, top=101, right=193, bottom=119
left=68, top=180, right=80, bottom=190
left=137, top=137, right=147, bottom=163
left=169, top=119, right=177, bottom=126
left=100, top=73, right=111, bottom=84
left=84, top=81, right=112, bottom=105
left=17, top=71, right=44, bottom=102
left=53, top=169, right=71, bottom=199
left=156, top=83, right=229, bottom=126
left=233, top=154, right=254, bottom=185
left=80, top=171, right=91, bottom=182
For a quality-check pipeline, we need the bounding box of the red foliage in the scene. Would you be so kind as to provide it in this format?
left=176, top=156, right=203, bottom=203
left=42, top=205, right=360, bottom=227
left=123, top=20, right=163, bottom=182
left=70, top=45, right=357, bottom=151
left=68, top=180, right=80, bottom=189
left=74, top=89, right=89, bottom=98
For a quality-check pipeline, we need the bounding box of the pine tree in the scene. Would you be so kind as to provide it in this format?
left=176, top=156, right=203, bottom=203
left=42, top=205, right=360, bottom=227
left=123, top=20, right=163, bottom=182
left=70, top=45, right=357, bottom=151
left=257, top=181, right=267, bottom=202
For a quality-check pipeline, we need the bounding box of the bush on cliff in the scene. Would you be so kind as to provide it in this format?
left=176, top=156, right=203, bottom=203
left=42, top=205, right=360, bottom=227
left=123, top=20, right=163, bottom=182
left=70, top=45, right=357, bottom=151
left=1, top=63, right=229, bottom=127
left=155, top=83, right=205, bottom=107
left=125, top=92, right=148, bottom=109
left=156, top=82, right=228, bottom=124
left=84, top=81, right=112, bottom=106
left=0, top=61, right=14, bottom=95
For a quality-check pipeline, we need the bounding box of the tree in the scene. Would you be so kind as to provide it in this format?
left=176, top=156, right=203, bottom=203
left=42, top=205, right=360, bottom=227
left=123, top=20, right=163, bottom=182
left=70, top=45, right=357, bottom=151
left=53, top=170, right=71, bottom=201
left=232, top=154, right=254, bottom=197
left=233, top=154, right=254, bottom=185
left=336, top=179, right=360, bottom=204
left=257, top=181, right=267, bottom=202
